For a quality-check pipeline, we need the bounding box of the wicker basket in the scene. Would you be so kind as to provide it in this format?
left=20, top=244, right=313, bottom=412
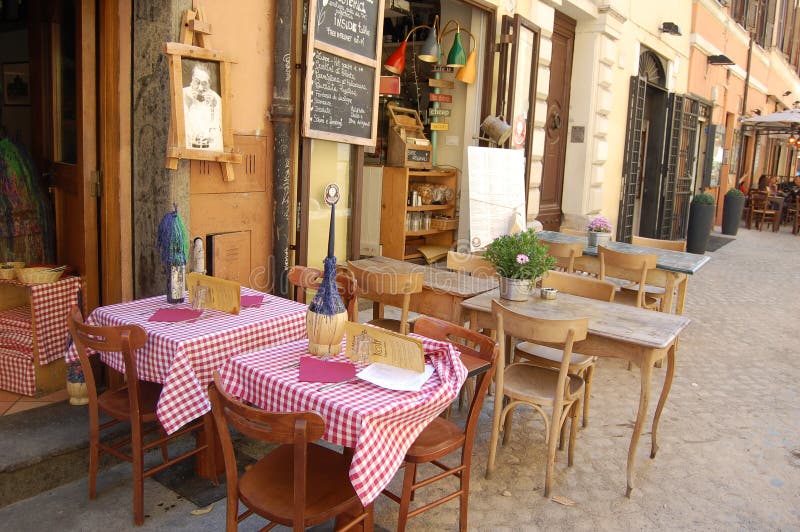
left=16, top=267, right=64, bottom=284
left=0, top=268, right=16, bottom=280
left=431, top=217, right=458, bottom=231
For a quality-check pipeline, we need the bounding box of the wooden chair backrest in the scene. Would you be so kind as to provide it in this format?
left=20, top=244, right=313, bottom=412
left=559, top=227, right=585, bottom=237
left=347, top=262, right=423, bottom=334
left=749, top=191, right=773, bottom=212
left=446, top=251, right=497, bottom=278
left=67, top=306, right=148, bottom=417
left=288, top=265, right=359, bottom=320
left=542, top=270, right=615, bottom=302
left=208, top=372, right=326, bottom=526
left=413, top=316, right=498, bottom=442
left=631, top=235, right=687, bottom=252
left=597, top=246, right=657, bottom=308
left=540, top=241, right=584, bottom=273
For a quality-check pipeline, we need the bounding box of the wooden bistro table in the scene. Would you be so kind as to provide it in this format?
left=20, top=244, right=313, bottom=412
left=462, top=288, right=691, bottom=496
left=219, top=335, right=469, bottom=505
left=536, top=230, right=710, bottom=315
left=348, top=256, right=498, bottom=324
left=66, top=288, right=308, bottom=475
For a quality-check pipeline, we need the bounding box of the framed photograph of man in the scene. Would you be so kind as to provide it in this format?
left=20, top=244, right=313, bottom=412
left=2, top=62, right=30, bottom=106
left=164, top=42, right=241, bottom=180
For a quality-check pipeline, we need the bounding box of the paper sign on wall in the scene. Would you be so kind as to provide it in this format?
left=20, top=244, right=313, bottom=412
left=344, top=321, right=425, bottom=373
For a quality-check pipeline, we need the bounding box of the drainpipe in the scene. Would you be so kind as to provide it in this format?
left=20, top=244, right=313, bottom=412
left=270, top=0, right=295, bottom=297
left=736, top=29, right=754, bottom=182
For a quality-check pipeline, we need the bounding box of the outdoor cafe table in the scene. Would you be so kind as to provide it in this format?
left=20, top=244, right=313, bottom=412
left=536, top=230, right=711, bottom=315
left=348, top=256, right=498, bottom=323
left=462, top=288, right=691, bottom=496
left=65, top=288, right=307, bottom=434
left=218, top=335, right=468, bottom=505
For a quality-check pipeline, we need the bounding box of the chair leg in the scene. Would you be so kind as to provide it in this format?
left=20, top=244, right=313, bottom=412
left=568, top=402, right=579, bottom=467
left=88, top=426, right=99, bottom=499
left=133, top=439, right=145, bottom=526
left=459, top=456, right=470, bottom=532
left=502, top=404, right=515, bottom=446
left=397, top=462, right=416, bottom=532
left=543, top=407, right=561, bottom=498
left=582, top=365, right=595, bottom=428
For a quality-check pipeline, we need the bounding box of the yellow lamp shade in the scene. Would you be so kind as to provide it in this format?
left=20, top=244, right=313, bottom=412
left=455, top=49, right=477, bottom=84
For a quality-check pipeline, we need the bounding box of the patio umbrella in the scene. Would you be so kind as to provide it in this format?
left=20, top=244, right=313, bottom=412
left=741, top=108, right=800, bottom=134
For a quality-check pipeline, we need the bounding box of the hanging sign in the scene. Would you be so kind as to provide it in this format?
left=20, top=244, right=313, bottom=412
left=430, top=122, right=449, bottom=131
left=429, top=93, right=453, bottom=103
left=303, top=0, right=386, bottom=146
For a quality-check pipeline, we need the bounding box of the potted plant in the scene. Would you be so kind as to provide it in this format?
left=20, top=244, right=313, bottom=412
left=586, top=215, right=613, bottom=247
left=483, top=229, right=555, bottom=301
left=721, top=188, right=745, bottom=236
left=686, top=192, right=716, bottom=254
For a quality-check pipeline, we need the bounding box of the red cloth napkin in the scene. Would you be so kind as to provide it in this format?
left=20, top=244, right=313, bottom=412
left=298, top=356, right=356, bottom=383
left=241, top=295, right=264, bottom=308
left=148, top=308, right=203, bottom=322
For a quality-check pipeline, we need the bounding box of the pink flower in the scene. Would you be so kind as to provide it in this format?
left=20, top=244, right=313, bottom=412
left=516, top=253, right=530, bottom=264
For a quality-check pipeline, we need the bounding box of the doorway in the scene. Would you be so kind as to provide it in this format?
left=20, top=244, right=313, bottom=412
left=538, top=11, right=574, bottom=231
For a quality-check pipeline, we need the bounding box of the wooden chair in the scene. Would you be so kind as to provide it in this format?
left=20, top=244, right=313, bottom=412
left=514, top=271, right=614, bottom=427
left=792, top=194, right=800, bottom=235
left=67, top=307, right=216, bottom=526
left=559, top=227, right=586, bottom=237
left=486, top=300, right=588, bottom=497
left=208, top=373, right=373, bottom=532
left=626, top=236, right=686, bottom=312
left=383, top=317, right=497, bottom=532
left=288, top=265, right=359, bottom=320
left=446, top=251, right=497, bottom=278
left=347, top=261, right=423, bottom=334
left=598, top=246, right=659, bottom=310
left=540, top=240, right=584, bottom=273
left=747, top=191, right=778, bottom=231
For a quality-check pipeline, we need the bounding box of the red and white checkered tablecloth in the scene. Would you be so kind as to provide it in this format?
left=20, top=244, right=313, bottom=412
left=1, top=276, right=82, bottom=364
left=66, top=288, right=307, bottom=434
left=219, top=334, right=468, bottom=505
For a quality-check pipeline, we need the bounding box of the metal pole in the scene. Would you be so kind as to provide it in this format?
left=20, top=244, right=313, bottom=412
left=737, top=31, right=754, bottom=182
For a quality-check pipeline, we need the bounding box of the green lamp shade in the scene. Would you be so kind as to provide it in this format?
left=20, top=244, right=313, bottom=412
left=418, top=27, right=439, bottom=63
left=446, top=31, right=466, bottom=67
left=383, top=41, right=407, bottom=74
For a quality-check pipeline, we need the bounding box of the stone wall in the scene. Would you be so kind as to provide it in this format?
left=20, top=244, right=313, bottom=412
left=131, top=0, right=191, bottom=298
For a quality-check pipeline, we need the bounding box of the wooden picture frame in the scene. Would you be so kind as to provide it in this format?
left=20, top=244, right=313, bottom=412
left=163, top=43, right=242, bottom=180
left=2, top=62, right=30, bottom=106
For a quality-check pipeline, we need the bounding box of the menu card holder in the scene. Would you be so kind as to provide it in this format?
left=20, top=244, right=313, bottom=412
left=344, top=321, right=425, bottom=373
left=186, top=272, right=241, bottom=314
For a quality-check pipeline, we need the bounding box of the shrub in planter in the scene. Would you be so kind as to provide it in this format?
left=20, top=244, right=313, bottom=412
left=721, top=188, right=745, bottom=236
left=686, top=193, right=716, bottom=254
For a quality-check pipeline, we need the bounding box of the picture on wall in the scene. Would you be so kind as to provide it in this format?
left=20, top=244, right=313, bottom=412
left=2, top=62, right=30, bottom=106
left=181, top=59, right=223, bottom=151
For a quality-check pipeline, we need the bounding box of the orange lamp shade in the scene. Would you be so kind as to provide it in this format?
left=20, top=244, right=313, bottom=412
left=384, top=42, right=408, bottom=74
left=455, top=49, right=477, bottom=84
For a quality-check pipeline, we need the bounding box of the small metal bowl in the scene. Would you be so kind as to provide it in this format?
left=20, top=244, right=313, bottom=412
left=540, top=287, right=558, bottom=300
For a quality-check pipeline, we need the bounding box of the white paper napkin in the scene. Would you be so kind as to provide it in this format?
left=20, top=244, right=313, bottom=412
left=356, top=363, right=434, bottom=392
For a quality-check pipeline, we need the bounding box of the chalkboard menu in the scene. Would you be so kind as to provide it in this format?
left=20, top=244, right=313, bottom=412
left=314, top=0, right=379, bottom=60
left=303, top=0, right=384, bottom=147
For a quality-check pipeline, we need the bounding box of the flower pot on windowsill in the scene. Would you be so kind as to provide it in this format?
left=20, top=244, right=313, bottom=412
left=587, top=231, right=611, bottom=247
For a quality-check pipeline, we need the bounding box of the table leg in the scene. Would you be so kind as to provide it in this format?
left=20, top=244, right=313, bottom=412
left=194, top=414, right=225, bottom=479
left=675, top=276, right=688, bottom=316
left=651, top=343, right=676, bottom=459
left=661, top=274, right=677, bottom=314
left=627, top=353, right=654, bottom=498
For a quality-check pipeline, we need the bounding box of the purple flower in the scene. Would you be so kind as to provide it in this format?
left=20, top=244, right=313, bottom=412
left=516, top=253, right=530, bottom=264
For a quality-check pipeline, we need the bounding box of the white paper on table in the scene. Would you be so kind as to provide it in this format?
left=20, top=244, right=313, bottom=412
left=356, top=363, right=434, bottom=392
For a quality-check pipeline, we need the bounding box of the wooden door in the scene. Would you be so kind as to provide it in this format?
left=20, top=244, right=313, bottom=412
left=30, top=0, right=98, bottom=309
left=538, top=12, right=575, bottom=230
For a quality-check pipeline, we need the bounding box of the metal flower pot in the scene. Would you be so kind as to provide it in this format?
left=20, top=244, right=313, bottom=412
left=587, top=231, right=611, bottom=247
left=498, top=277, right=532, bottom=301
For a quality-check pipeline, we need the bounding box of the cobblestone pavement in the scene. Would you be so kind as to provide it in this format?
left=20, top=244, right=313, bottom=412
left=1, top=226, right=798, bottom=531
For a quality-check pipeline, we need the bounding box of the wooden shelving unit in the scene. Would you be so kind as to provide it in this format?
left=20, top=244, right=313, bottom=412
left=380, top=166, right=457, bottom=260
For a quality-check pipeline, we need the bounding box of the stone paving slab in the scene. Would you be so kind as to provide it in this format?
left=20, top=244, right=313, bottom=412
left=1, top=225, right=799, bottom=530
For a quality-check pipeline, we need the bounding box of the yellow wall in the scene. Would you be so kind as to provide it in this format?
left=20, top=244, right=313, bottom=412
left=307, top=140, right=352, bottom=268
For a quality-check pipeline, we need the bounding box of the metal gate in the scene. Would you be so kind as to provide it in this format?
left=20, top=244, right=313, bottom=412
left=616, top=76, right=647, bottom=243
left=659, top=96, right=704, bottom=239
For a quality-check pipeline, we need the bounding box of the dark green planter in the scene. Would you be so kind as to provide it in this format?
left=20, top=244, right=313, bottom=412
left=686, top=203, right=715, bottom=254
left=721, top=194, right=745, bottom=236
